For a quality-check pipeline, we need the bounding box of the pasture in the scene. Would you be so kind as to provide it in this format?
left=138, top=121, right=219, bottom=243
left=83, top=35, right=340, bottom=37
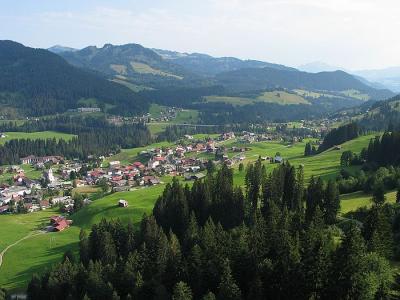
left=0, top=131, right=76, bottom=145
left=204, top=90, right=310, bottom=106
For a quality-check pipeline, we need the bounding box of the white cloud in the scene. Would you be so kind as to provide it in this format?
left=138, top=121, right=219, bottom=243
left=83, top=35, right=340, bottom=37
left=1, top=0, right=400, bottom=69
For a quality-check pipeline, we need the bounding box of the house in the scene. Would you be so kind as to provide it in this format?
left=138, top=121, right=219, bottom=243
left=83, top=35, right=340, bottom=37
left=334, top=145, right=342, bottom=150
left=51, top=196, right=72, bottom=205
left=0, top=205, right=9, bottom=214
left=149, top=178, right=161, bottom=185
left=54, top=219, right=69, bottom=231
left=50, top=215, right=72, bottom=232
left=40, top=200, right=50, bottom=209
left=118, top=199, right=129, bottom=207
left=220, top=132, right=235, bottom=140
left=20, top=155, right=63, bottom=165
left=109, top=161, right=121, bottom=167
left=0, top=133, right=6, bottom=138
left=274, top=156, right=283, bottom=163
left=77, top=107, right=101, bottom=113
left=193, top=173, right=206, bottom=180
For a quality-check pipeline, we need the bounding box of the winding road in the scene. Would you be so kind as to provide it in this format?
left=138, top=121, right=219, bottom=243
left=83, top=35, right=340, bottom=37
left=0, top=231, right=44, bottom=268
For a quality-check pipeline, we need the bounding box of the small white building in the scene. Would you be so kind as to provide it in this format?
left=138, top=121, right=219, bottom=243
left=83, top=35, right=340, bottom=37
left=118, top=199, right=128, bottom=208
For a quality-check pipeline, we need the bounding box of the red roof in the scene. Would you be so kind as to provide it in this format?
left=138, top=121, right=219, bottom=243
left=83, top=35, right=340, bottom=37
left=50, top=215, right=65, bottom=224
left=54, top=219, right=69, bottom=231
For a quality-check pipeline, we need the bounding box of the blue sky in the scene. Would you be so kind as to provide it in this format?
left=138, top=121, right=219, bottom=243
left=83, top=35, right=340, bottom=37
left=1, top=0, right=400, bottom=70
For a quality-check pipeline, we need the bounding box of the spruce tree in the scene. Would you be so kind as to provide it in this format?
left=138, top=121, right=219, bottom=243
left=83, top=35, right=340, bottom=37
left=202, top=291, right=216, bottom=300
left=323, top=180, right=340, bottom=224
left=397, top=187, right=400, bottom=203
left=217, top=259, right=242, bottom=300
left=172, top=282, right=193, bottom=300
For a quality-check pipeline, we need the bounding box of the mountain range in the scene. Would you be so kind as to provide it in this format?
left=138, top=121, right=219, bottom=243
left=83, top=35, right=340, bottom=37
left=0, top=40, right=396, bottom=121
left=298, top=61, right=400, bottom=92
left=54, top=43, right=393, bottom=98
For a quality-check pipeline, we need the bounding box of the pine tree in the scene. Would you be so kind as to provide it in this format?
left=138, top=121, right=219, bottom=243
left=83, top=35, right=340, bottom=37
left=206, top=160, right=215, bottom=175
left=27, top=274, right=43, bottom=300
left=172, top=282, right=193, bottom=300
left=202, top=291, right=216, bottom=300
left=397, top=187, right=400, bottom=203
left=372, top=184, right=386, bottom=206
left=323, top=180, right=340, bottom=224
left=217, top=259, right=242, bottom=300
left=363, top=206, right=393, bottom=258
left=330, top=224, right=367, bottom=299
left=304, top=142, right=312, bottom=156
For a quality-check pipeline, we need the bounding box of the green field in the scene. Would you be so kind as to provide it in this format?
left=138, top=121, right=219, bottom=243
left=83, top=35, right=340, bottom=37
left=0, top=131, right=76, bottom=145
left=130, top=62, right=183, bottom=79
left=340, top=190, right=397, bottom=214
left=205, top=91, right=310, bottom=106
left=340, top=89, right=370, bottom=101
left=0, top=182, right=171, bottom=291
left=0, top=164, right=43, bottom=183
left=256, top=91, right=310, bottom=105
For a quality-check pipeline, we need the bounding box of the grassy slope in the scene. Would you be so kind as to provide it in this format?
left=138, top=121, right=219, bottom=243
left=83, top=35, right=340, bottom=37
left=256, top=91, right=310, bottom=105
left=340, top=190, right=397, bottom=214
left=205, top=90, right=309, bottom=106
left=0, top=131, right=75, bottom=145
left=0, top=165, right=43, bottom=183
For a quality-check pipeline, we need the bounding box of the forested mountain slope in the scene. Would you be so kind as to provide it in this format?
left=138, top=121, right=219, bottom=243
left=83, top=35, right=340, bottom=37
left=215, top=67, right=394, bottom=98
left=0, top=41, right=148, bottom=116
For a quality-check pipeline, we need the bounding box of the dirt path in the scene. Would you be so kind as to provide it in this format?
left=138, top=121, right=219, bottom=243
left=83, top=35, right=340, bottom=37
left=0, top=232, right=44, bottom=268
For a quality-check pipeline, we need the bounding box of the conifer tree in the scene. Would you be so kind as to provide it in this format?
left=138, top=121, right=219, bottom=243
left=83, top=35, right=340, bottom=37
left=172, top=282, right=192, bottom=300
left=217, top=259, right=242, bottom=300
left=323, top=180, right=340, bottom=224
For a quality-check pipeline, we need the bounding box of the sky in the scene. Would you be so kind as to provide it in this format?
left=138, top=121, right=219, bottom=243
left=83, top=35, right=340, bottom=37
left=1, top=0, right=400, bottom=70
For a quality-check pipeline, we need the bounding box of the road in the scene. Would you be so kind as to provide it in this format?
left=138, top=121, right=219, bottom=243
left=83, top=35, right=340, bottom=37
left=147, top=122, right=219, bottom=127
left=0, top=231, right=44, bottom=268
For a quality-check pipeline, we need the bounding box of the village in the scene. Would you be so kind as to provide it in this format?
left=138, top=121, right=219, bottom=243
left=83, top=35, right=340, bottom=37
left=0, top=130, right=297, bottom=221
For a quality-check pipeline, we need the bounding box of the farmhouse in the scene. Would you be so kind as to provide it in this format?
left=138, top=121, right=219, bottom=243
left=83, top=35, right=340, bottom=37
left=49, top=215, right=72, bottom=232
left=20, top=155, right=63, bottom=165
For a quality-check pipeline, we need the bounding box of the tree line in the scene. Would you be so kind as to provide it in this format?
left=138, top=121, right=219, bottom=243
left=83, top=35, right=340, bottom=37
left=318, top=123, right=361, bottom=152
left=25, top=161, right=396, bottom=300
left=0, top=123, right=151, bottom=165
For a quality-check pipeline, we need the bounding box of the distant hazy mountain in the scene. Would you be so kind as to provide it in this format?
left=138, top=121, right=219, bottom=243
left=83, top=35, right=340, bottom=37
left=154, top=49, right=296, bottom=76
left=354, top=67, right=400, bottom=92
left=48, top=45, right=77, bottom=54
left=298, top=61, right=344, bottom=73
left=0, top=40, right=147, bottom=116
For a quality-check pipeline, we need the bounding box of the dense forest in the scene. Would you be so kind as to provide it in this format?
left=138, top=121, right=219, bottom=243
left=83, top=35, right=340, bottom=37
left=318, top=123, right=361, bottom=152
left=0, top=122, right=151, bottom=165
left=26, top=162, right=398, bottom=299
left=0, top=41, right=148, bottom=116
left=362, top=131, right=400, bottom=166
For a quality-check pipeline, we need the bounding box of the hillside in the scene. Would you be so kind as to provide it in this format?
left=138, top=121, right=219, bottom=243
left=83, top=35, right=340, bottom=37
left=154, top=49, right=296, bottom=76
left=0, top=40, right=148, bottom=117
left=215, top=67, right=394, bottom=100
left=59, top=43, right=198, bottom=89
left=357, top=94, right=400, bottom=130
